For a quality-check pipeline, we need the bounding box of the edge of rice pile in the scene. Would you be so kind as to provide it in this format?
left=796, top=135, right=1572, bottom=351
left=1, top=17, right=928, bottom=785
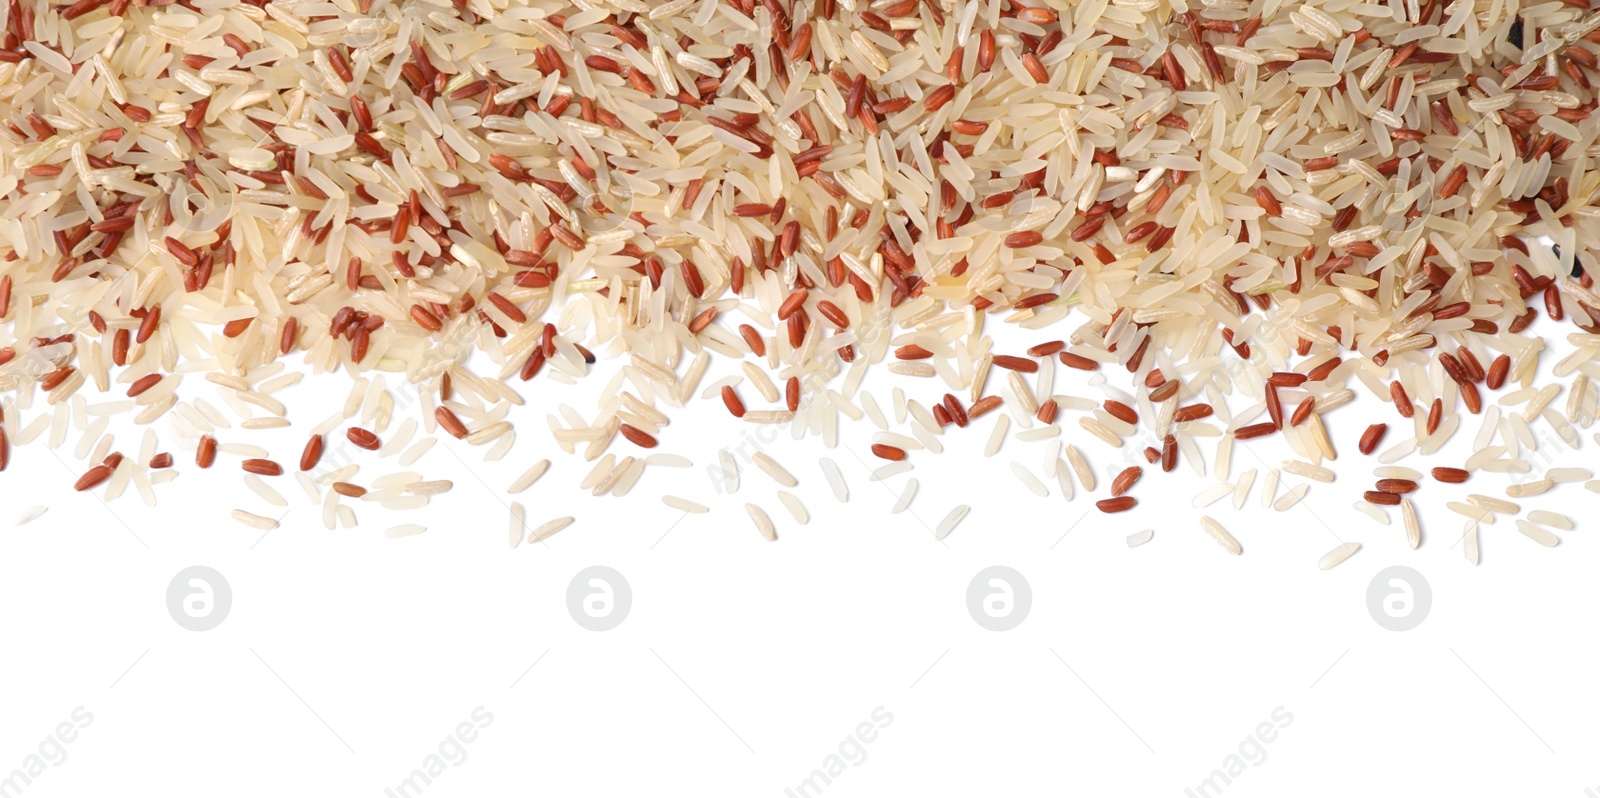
left=2, top=0, right=1598, bottom=565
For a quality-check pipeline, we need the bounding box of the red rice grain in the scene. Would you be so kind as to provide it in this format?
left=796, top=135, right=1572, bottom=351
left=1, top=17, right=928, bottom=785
left=1359, top=424, right=1388, bottom=455
left=75, top=465, right=112, bottom=491
left=871, top=444, right=907, bottom=461
left=435, top=407, right=469, bottom=439
left=991, top=355, right=1038, bottom=373
left=1096, top=497, right=1137, bottom=513
left=301, top=435, right=324, bottom=471
left=242, top=459, right=283, bottom=476
left=721, top=386, right=747, bottom=418
left=1234, top=423, right=1277, bottom=440
left=1111, top=466, right=1142, bottom=496
left=620, top=423, right=658, bottom=448
left=1103, top=400, right=1138, bottom=425
left=1375, top=479, right=1419, bottom=494
left=346, top=427, right=380, bottom=450
left=1486, top=355, right=1511, bottom=390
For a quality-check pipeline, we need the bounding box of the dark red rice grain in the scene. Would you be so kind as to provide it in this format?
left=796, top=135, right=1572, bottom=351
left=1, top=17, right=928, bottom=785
left=1363, top=491, right=1402, bottom=506
left=967, top=396, right=1002, bottom=418
left=1058, top=352, right=1099, bottom=370
left=346, top=427, right=380, bottom=450
left=75, top=465, right=112, bottom=491
left=871, top=444, right=906, bottom=461
left=1111, top=466, right=1142, bottom=497
left=619, top=423, right=658, bottom=448
left=991, top=354, right=1037, bottom=372
left=1375, top=478, right=1419, bottom=494
left=1096, top=497, right=1137, bottom=513
left=1234, top=422, right=1277, bottom=439
left=1036, top=399, right=1058, bottom=424
left=435, top=407, right=469, bottom=439
left=242, top=458, right=283, bottom=476
left=1390, top=381, right=1415, bottom=418
left=1149, top=380, right=1180, bottom=403
left=1486, top=354, right=1510, bottom=389
left=1359, top=424, right=1387, bottom=455
left=1103, top=400, right=1137, bottom=424
left=300, top=434, right=324, bottom=471
left=125, top=373, right=162, bottom=397
left=1289, top=397, right=1316, bottom=427
left=721, top=385, right=746, bottom=418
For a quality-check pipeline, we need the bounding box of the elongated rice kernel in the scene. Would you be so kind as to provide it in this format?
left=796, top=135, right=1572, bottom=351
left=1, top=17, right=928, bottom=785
left=719, top=450, right=739, bottom=493
left=231, top=510, right=278, bottom=531
left=1064, top=445, right=1095, bottom=491
left=746, top=504, right=777, bottom=541
left=244, top=474, right=287, bottom=507
left=1400, top=499, right=1421, bottom=550
left=1353, top=501, right=1390, bottom=525
left=1232, top=469, right=1255, bottom=510
left=1273, top=483, right=1309, bottom=512
left=1193, top=483, right=1233, bottom=508
left=1467, top=494, right=1519, bottom=514
left=528, top=516, right=574, bottom=543
left=1506, top=480, right=1553, bottom=498
left=778, top=491, right=809, bottom=525
left=1463, top=521, right=1480, bottom=566
left=984, top=415, right=1009, bottom=458
left=509, top=503, right=525, bottom=549
left=508, top=460, right=551, bottom=494
left=1010, top=462, right=1048, bottom=497
left=892, top=479, right=918, bottom=514
left=820, top=458, right=849, bottom=502
left=1199, top=516, right=1242, bottom=555
left=1527, top=510, right=1572, bottom=530
left=1516, top=520, right=1560, bottom=548
left=1282, top=460, right=1334, bottom=483
left=399, top=438, right=435, bottom=466
left=1318, top=542, right=1361, bottom=570
left=663, top=496, right=709, bottom=514
left=1447, top=502, right=1493, bottom=522
left=1054, top=460, right=1075, bottom=502
left=752, top=452, right=797, bottom=487
left=935, top=505, right=969, bottom=540
left=1259, top=469, right=1279, bottom=509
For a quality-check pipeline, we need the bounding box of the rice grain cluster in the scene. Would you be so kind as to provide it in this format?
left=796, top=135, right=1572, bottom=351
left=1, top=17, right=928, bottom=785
left=3, top=0, right=1600, bottom=562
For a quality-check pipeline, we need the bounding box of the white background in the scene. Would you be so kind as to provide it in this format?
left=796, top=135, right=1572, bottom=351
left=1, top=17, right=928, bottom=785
left=2, top=317, right=1598, bottom=798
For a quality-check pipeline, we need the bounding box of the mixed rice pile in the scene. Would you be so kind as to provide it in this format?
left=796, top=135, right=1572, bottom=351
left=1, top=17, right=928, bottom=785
left=2, top=0, right=1599, bottom=559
